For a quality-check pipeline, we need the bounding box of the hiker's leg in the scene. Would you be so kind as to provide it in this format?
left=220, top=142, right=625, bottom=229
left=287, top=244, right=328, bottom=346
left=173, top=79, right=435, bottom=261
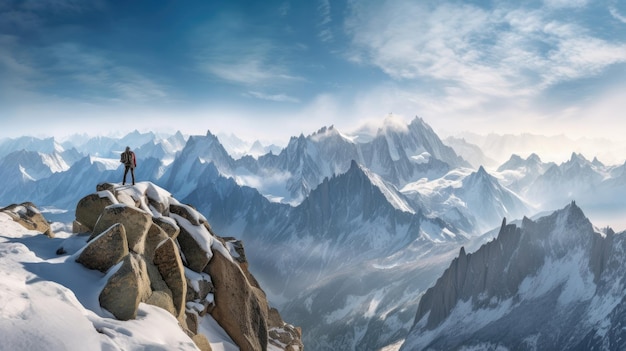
left=131, top=168, right=135, bottom=185
left=123, top=166, right=129, bottom=185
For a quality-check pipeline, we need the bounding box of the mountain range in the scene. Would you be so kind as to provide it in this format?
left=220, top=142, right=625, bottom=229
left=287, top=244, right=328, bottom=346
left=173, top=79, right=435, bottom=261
left=402, top=202, right=626, bottom=350
left=0, top=116, right=625, bottom=350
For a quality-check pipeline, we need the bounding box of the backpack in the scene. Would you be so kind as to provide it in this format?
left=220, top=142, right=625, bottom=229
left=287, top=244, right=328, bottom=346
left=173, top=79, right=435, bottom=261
left=121, top=151, right=130, bottom=164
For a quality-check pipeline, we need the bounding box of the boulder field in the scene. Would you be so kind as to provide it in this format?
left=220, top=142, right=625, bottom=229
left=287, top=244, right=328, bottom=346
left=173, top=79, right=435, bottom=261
left=66, top=181, right=303, bottom=351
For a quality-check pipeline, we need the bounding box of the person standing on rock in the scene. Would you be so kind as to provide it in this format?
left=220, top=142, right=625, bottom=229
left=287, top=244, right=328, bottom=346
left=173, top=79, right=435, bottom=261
left=121, top=146, right=137, bottom=185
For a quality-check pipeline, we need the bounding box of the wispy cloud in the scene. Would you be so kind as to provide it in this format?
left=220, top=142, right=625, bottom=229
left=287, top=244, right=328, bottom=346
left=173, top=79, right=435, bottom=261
left=44, top=43, right=168, bottom=102
left=610, top=6, right=626, bottom=24
left=279, top=2, right=290, bottom=17
left=246, top=91, right=300, bottom=103
left=344, top=1, right=626, bottom=100
left=201, top=56, right=304, bottom=86
left=543, top=0, right=589, bottom=9
left=195, top=13, right=304, bottom=87
left=0, top=1, right=168, bottom=105
left=318, top=0, right=333, bottom=42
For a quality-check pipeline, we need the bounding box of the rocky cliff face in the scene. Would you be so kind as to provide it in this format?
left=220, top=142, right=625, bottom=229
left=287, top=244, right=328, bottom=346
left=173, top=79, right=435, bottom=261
left=401, top=202, right=626, bottom=351
left=69, top=182, right=303, bottom=351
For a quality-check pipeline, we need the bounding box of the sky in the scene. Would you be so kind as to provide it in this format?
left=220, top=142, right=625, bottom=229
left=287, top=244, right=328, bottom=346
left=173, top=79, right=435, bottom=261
left=1, top=0, right=626, bottom=143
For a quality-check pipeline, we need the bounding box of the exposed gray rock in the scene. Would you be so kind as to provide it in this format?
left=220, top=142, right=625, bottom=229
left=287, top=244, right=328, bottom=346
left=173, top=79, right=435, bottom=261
left=76, top=223, right=128, bottom=272
left=154, top=238, right=187, bottom=318
left=144, top=223, right=169, bottom=261
left=186, top=311, right=199, bottom=335
left=72, top=220, right=90, bottom=234
left=154, top=216, right=180, bottom=239
left=185, top=270, right=214, bottom=316
left=145, top=259, right=172, bottom=297
left=115, top=191, right=138, bottom=208
left=145, top=290, right=176, bottom=316
left=96, top=183, right=116, bottom=192
left=99, top=253, right=152, bottom=321
left=2, top=202, right=54, bottom=238
left=91, top=204, right=151, bottom=254
left=148, top=196, right=168, bottom=215
left=170, top=203, right=204, bottom=226
left=75, top=192, right=117, bottom=232
left=207, top=250, right=268, bottom=351
left=176, top=221, right=211, bottom=272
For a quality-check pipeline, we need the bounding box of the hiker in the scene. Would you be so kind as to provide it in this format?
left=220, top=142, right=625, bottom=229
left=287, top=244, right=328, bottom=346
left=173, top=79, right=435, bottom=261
left=120, top=146, right=137, bottom=185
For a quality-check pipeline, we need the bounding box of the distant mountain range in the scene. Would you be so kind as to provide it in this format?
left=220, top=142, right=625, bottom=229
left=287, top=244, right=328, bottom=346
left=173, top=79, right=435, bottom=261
left=402, top=202, right=626, bottom=351
left=0, top=116, right=624, bottom=350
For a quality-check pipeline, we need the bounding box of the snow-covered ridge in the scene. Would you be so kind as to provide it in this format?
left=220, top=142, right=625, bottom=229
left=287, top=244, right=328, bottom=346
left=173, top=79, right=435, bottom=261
left=402, top=202, right=626, bottom=350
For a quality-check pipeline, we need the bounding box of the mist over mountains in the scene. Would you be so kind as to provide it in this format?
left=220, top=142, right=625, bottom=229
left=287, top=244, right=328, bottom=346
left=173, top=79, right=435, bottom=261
left=1, top=116, right=625, bottom=350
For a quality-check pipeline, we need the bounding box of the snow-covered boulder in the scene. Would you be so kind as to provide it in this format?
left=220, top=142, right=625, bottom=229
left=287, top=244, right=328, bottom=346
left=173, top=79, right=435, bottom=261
left=91, top=204, right=152, bottom=254
left=176, top=218, right=213, bottom=272
left=1, top=202, right=54, bottom=237
left=154, top=215, right=180, bottom=239
left=99, top=253, right=152, bottom=321
left=76, top=223, right=128, bottom=272
left=75, top=191, right=118, bottom=231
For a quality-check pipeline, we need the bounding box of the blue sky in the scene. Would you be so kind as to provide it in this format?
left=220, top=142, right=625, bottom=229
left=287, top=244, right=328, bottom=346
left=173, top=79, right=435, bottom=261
left=1, top=0, right=626, bottom=142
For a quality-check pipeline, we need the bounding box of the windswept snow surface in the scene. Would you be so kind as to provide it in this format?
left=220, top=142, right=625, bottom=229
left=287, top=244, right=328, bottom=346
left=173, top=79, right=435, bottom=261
left=0, top=212, right=238, bottom=351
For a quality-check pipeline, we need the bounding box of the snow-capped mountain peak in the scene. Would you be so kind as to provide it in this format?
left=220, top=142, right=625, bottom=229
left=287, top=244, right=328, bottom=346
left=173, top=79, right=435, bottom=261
left=401, top=202, right=623, bottom=351
left=349, top=160, right=415, bottom=214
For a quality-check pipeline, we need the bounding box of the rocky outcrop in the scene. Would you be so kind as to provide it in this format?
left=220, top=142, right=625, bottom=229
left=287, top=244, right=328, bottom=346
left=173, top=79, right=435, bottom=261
left=1, top=202, right=54, bottom=238
left=154, top=238, right=186, bottom=318
left=90, top=204, right=152, bottom=254
left=75, top=191, right=118, bottom=232
left=68, top=182, right=303, bottom=351
left=207, top=250, right=268, bottom=351
left=99, top=253, right=152, bottom=320
left=76, top=223, right=129, bottom=272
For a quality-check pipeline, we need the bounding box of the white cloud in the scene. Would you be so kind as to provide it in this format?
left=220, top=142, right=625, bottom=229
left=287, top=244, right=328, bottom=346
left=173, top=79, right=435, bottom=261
left=0, top=39, right=169, bottom=106
left=202, top=58, right=303, bottom=86
left=246, top=91, right=300, bottom=103
left=194, top=14, right=305, bottom=87
left=610, top=6, right=626, bottom=24
left=344, top=1, right=626, bottom=107
left=318, top=0, right=333, bottom=42
left=543, top=0, right=589, bottom=9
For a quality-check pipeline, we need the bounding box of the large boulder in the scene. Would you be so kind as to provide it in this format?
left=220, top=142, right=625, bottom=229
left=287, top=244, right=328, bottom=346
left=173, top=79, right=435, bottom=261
left=99, top=253, right=152, bottom=321
left=170, top=203, right=204, bottom=226
left=176, top=221, right=212, bottom=273
left=76, top=223, right=129, bottom=272
left=1, top=202, right=54, bottom=238
left=153, top=216, right=180, bottom=239
left=144, top=223, right=169, bottom=261
left=91, top=204, right=151, bottom=254
left=96, top=183, right=116, bottom=192
left=154, top=238, right=187, bottom=318
left=207, top=250, right=268, bottom=351
left=75, top=191, right=118, bottom=232
left=145, top=290, right=176, bottom=316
